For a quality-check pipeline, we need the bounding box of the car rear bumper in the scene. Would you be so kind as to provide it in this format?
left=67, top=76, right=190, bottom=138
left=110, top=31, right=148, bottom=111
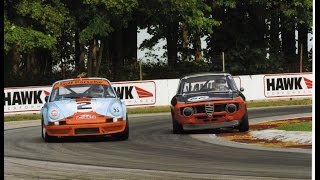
left=45, top=121, right=127, bottom=137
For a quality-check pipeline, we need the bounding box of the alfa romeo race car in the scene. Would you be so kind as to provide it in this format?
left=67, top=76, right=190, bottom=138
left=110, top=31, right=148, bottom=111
left=170, top=73, right=249, bottom=134
left=41, top=77, right=128, bottom=142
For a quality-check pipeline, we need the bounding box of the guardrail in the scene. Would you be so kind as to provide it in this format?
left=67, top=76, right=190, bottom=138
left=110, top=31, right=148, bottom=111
left=4, top=72, right=312, bottom=115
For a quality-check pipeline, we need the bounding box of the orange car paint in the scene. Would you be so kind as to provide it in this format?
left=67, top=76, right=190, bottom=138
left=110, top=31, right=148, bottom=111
left=53, top=79, right=110, bottom=89
left=172, top=97, right=246, bottom=125
left=45, top=111, right=126, bottom=136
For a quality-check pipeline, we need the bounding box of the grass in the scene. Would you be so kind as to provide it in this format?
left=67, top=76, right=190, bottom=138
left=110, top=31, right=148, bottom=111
left=4, top=113, right=41, bottom=122
left=246, top=98, right=312, bottom=108
left=127, top=106, right=170, bottom=114
left=275, top=121, right=312, bottom=131
left=4, top=98, right=311, bottom=122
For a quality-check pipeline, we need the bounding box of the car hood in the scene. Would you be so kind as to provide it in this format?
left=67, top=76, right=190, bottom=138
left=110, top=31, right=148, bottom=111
left=50, top=98, right=120, bottom=117
left=176, top=92, right=239, bottom=103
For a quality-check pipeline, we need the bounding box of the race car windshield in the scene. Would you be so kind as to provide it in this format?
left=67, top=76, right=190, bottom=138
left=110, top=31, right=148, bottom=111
left=50, top=84, right=116, bottom=102
left=179, top=75, right=238, bottom=94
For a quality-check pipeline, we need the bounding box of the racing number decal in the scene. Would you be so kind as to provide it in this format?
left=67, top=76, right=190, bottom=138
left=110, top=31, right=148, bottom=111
left=77, top=102, right=92, bottom=112
left=113, top=107, right=119, bottom=113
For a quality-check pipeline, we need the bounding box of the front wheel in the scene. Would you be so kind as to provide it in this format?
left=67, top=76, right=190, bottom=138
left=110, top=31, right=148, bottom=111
left=172, top=115, right=184, bottom=134
left=112, top=116, right=129, bottom=140
left=238, top=112, right=249, bottom=132
left=41, top=119, right=57, bottom=142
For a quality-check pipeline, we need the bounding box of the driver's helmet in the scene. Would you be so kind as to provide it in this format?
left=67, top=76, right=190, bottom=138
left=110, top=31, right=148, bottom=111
left=90, top=85, right=104, bottom=98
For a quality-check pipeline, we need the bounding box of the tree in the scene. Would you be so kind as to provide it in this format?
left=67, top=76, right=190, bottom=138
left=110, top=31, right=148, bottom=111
left=138, top=0, right=219, bottom=70
left=4, top=0, right=70, bottom=86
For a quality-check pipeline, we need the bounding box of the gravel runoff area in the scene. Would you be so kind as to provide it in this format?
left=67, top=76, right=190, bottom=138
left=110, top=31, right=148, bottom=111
left=250, top=129, right=312, bottom=144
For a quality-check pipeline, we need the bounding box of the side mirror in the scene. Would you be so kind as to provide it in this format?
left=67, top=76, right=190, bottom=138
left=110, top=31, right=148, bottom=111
left=45, top=96, right=49, bottom=102
left=240, top=87, right=244, bottom=92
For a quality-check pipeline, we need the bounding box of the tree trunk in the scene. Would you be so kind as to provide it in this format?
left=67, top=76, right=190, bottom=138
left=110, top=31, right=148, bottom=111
left=26, top=51, right=38, bottom=79
left=75, top=28, right=81, bottom=73
left=4, top=44, right=20, bottom=86
left=207, top=0, right=223, bottom=66
left=36, top=48, right=51, bottom=76
left=193, top=32, right=202, bottom=62
left=110, top=29, right=124, bottom=81
left=87, top=39, right=96, bottom=77
left=269, top=6, right=281, bottom=58
left=95, top=39, right=104, bottom=77
left=123, top=19, right=137, bottom=66
left=181, top=23, right=190, bottom=61
left=79, top=42, right=86, bottom=73
left=10, top=44, right=20, bottom=76
left=102, top=37, right=112, bottom=78
left=87, top=45, right=92, bottom=77
left=280, top=15, right=296, bottom=72
left=165, top=22, right=179, bottom=68
left=298, top=23, right=308, bottom=70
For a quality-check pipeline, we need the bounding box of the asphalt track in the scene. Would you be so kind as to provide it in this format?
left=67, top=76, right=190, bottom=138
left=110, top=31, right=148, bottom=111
left=4, top=105, right=312, bottom=180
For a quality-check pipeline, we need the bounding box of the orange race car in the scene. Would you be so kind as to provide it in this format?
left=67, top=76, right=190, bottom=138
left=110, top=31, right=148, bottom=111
left=41, top=77, right=128, bottom=142
left=170, top=73, right=248, bottom=134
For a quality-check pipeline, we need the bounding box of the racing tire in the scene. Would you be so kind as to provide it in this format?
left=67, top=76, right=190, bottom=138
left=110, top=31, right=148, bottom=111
left=172, top=115, right=184, bottom=134
left=41, top=118, right=57, bottom=142
left=112, top=116, right=129, bottom=141
left=238, top=112, right=249, bottom=132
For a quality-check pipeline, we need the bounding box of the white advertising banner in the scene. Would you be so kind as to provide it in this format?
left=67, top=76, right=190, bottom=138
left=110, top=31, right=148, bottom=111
left=112, top=81, right=156, bottom=106
left=263, top=73, right=313, bottom=98
left=4, top=73, right=313, bottom=115
left=4, top=86, right=51, bottom=114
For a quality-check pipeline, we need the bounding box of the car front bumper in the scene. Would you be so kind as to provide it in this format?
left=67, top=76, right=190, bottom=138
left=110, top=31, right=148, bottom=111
left=45, top=121, right=127, bottom=137
left=182, top=120, right=240, bottom=130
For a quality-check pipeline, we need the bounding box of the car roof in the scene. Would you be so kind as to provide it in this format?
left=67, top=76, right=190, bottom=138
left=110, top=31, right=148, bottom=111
left=51, top=77, right=112, bottom=88
left=181, top=72, right=232, bottom=79
left=53, top=77, right=109, bottom=84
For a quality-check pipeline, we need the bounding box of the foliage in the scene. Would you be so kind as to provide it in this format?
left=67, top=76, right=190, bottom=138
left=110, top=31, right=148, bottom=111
left=80, top=15, right=113, bottom=42
left=4, top=21, right=56, bottom=53
left=141, top=60, right=215, bottom=79
left=16, top=0, right=71, bottom=36
left=4, top=0, right=313, bottom=87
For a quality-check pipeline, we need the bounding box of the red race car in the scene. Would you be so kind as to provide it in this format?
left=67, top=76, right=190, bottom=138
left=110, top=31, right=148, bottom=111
left=170, top=73, right=248, bottom=134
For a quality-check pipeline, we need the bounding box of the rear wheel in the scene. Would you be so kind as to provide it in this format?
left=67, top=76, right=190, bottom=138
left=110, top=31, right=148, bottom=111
left=41, top=118, right=57, bottom=142
left=238, top=112, right=249, bottom=132
left=112, top=116, right=129, bottom=140
left=172, top=114, right=184, bottom=134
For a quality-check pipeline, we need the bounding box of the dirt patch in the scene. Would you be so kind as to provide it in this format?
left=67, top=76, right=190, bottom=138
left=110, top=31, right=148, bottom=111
left=216, top=117, right=312, bottom=149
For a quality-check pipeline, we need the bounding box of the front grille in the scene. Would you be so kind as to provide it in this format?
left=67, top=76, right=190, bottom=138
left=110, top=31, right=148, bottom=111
left=75, top=128, right=99, bottom=135
left=193, top=104, right=226, bottom=113
left=181, top=103, right=239, bottom=114
left=59, top=121, right=66, bottom=125
left=205, top=104, right=214, bottom=116
left=106, top=118, right=113, bottom=123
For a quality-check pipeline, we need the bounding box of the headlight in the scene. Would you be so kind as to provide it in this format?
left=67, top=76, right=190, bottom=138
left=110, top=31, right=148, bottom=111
left=182, top=107, right=193, bottom=117
left=49, top=107, right=60, bottom=120
left=109, top=102, right=122, bottom=117
left=225, top=104, right=237, bottom=114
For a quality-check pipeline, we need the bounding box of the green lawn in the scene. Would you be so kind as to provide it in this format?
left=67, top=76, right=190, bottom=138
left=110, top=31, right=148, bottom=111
left=246, top=98, right=312, bottom=108
left=4, top=98, right=311, bottom=122
left=276, top=121, right=312, bottom=131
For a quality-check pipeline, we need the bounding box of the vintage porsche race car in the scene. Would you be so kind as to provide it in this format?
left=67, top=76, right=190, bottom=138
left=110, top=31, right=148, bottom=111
left=170, top=73, right=249, bottom=134
left=41, top=77, right=128, bottom=142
